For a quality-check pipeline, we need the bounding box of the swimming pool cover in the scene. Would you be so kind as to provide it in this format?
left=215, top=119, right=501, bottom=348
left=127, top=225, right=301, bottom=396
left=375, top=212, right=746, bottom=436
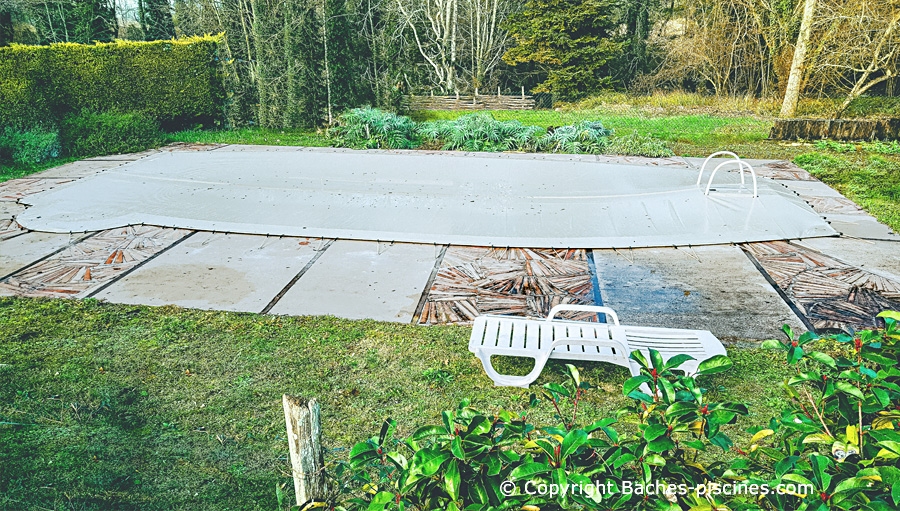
left=16, top=150, right=837, bottom=248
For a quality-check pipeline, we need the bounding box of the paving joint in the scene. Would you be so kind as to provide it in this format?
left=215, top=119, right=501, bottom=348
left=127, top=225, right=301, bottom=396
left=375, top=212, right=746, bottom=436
left=260, top=238, right=335, bottom=314
left=411, top=244, right=449, bottom=324
left=83, top=230, right=198, bottom=298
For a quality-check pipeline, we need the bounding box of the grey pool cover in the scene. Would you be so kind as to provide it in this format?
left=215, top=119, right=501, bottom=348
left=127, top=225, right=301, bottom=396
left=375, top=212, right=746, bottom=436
left=17, top=150, right=837, bottom=248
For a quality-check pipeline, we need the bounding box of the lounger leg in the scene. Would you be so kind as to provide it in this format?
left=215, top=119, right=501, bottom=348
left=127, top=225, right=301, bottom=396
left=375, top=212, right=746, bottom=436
left=475, top=350, right=549, bottom=389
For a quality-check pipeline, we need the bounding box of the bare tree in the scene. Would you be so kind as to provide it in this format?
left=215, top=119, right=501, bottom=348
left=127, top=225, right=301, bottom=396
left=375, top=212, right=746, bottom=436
left=811, top=0, right=900, bottom=115
left=395, top=0, right=458, bottom=92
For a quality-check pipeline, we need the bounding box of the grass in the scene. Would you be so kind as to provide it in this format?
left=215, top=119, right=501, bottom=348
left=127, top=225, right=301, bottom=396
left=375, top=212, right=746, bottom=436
left=0, top=297, right=796, bottom=510
left=0, top=156, right=79, bottom=184
left=795, top=152, right=900, bottom=231
left=166, top=128, right=333, bottom=147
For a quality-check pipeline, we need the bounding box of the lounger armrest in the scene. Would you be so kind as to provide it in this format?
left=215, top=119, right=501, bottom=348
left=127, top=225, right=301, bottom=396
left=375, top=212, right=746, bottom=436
left=547, top=304, right=620, bottom=325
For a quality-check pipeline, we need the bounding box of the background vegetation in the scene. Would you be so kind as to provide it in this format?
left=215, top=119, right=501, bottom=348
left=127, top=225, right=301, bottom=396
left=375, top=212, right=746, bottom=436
left=2, top=0, right=899, bottom=128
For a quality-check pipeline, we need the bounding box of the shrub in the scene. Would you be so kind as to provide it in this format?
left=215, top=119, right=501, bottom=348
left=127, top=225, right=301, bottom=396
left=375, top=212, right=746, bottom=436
left=333, top=312, right=900, bottom=511
left=60, top=111, right=164, bottom=157
left=0, top=36, right=224, bottom=129
left=331, top=107, right=420, bottom=149
left=749, top=314, right=900, bottom=510
left=0, top=126, right=61, bottom=164
left=340, top=355, right=743, bottom=510
left=418, top=113, right=544, bottom=152
left=532, top=120, right=613, bottom=154
left=605, top=133, right=675, bottom=158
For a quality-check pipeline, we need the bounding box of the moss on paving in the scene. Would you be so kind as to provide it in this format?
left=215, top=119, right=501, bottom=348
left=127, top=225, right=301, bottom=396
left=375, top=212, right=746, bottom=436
left=0, top=297, right=792, bottom=510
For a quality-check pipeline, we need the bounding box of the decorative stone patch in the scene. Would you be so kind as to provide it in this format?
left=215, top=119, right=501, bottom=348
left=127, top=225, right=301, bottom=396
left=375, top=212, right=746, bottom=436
left=0, top=219, right=26, bottom=241
left=754, top=161, right=815, bottom=181
left=418, top=246, right=597, bottom=324
left=0, top=225, right=191, bottom=299
left=743, top=241, right=900, bottom=331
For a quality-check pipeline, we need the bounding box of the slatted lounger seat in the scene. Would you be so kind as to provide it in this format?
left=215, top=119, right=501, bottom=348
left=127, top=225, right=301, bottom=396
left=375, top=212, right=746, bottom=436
left=468, top=305, right=726, bottom=388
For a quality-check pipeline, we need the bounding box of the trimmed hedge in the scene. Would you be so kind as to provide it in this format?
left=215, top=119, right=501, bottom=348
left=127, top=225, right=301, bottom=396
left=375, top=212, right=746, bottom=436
left=0, top=36, right=225, bottom=129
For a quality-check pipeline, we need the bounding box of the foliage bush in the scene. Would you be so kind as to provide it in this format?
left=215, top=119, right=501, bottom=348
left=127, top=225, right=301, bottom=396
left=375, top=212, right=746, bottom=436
left=0, top=36, right=224, bottom=130
left=0, top=126, right=61, bottom=164
left=333, top=109, right=668, bottom=157
left=418, top=113, right=543, bottom=152
left=332, top=107, right=421, bottom=149
left=605, top=133, right=675, bottom=158
left=60, top=111, right=164, bottom=157
left=532, top=121, right=613, bottom=154
left=330, top=312, right=900, bottom=511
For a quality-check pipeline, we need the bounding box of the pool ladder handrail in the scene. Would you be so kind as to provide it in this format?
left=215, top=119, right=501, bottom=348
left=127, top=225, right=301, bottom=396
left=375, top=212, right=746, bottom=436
left=697, top=151, right=758, bottom=198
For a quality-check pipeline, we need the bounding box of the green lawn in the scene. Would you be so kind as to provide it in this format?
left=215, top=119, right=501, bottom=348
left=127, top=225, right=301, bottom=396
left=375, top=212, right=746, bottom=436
left=166, top=127, right=333, bottom=148
left=0, top=297, right=794, bottom=510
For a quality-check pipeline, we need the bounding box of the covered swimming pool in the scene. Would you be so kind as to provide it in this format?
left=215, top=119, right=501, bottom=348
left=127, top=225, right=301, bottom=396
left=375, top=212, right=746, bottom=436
left=16, top=149, right=837, bottom=248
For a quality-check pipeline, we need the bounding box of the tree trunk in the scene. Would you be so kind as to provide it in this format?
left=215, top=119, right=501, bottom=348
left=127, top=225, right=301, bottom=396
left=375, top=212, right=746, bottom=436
left=0, top=10, right=12, bottom=47
left=780, top=0, right=817, bottom=118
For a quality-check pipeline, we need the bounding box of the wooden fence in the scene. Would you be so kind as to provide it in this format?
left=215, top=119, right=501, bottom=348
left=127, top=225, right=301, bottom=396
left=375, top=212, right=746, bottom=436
left=770, top=118, right=900, bottom=141
left=405, top=93, right=536, bottom=111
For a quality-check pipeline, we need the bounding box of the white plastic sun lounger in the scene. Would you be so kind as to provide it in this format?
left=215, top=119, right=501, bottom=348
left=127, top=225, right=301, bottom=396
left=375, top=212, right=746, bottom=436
left=468, top=305, right=726, bottom=388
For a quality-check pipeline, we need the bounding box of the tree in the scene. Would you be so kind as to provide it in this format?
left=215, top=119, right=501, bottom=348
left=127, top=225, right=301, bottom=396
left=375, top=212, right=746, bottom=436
left=325, top=0, right=359, bottom=115
left=140, top=0, right=175, bottom=40
left=395, top=0, right=459, bottom=92
left=616, top=0, right=658, bottom=84
left=72, top=0, right=116, bottom=43
left=295, top=0, right=326, bottom=127
left=501, top=0, right=621, bottom=100
left=779, top=0, right=816, bottom=117
left=810, top=0, right=900, bottom=116
left=0, top=0, right=13, bottom=46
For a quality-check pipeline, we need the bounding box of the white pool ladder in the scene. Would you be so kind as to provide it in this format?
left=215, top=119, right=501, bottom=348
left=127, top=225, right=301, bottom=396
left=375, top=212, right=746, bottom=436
left=696, top=151, right=758, bottom=198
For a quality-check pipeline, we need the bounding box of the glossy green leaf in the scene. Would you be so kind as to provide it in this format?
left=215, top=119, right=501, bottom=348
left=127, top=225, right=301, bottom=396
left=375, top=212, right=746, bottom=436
left=560, top=429, right=587, bottom=458
left=623, top=375, right=651, bottom=396
left=508, top=462, right=552, bottom=480
left=410, top=448, right=451, bottom=477
left=696, top=355, right=733, bottom=375
left=807, top=351, right=836, bottom=368
left=444, top=459, right=461, bottom=502
left=664, top=353, right=696, bottom=370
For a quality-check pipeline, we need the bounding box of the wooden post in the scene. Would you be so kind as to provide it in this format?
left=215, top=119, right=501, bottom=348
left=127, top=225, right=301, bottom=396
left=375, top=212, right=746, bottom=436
left=497, top=86, right=501, bottom=97
left=283, top=395, right=325, bottom=507
left=521, top=86, right=525, bottom=100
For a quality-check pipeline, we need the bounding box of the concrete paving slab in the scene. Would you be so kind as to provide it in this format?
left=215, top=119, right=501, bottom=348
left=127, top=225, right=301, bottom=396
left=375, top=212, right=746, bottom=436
left=94, top=232, right=321, bottom=312
left=31, top=160, right=126, bottom=179
left=0, top=232, right=77, bottom=278
left=794, top=237, right=900, bottom=277
left=824, top=215, right=899, bottom=240
left=269, top=240, right=437, bottom=322
left=83, top=150, right=156, bottom=161
left=212, top=144, right=306, bottom=152
left=592, top=245, right=805, bottom=339
left=0, top=202, right=26, bottom=220
left=683, top=156, right=782, bottom=169
left=774, top=179, right=847, bottom=198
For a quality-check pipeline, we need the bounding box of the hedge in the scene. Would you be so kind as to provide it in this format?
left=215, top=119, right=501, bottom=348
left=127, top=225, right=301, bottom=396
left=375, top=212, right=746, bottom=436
left=0, top=35, right=225, bottom=129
